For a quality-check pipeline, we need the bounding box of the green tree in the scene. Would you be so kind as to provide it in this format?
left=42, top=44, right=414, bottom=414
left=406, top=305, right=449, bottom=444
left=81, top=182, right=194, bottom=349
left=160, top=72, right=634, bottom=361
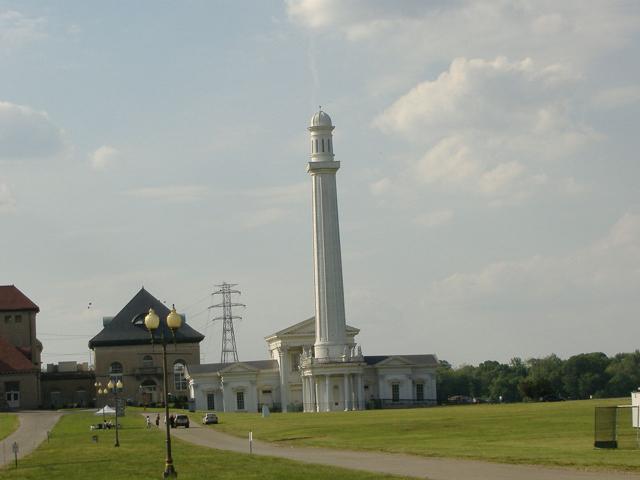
left=562, top=352, right=611, bottom=399
left=605, top=351, right=640, bottom=396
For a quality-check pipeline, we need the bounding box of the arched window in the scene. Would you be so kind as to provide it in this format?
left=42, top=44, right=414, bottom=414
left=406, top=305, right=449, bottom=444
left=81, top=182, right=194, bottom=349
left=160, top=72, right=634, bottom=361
left=174, top=361, right=187, bottom=391
left=315, top=139, right=318, bottom=152
left=328, top=138, right=332, bottom=152
left=142, top=355, right=153, bottom=368
left=109, top=362, right=123, bottom=382
left=322, top=138, right=325, bottom=152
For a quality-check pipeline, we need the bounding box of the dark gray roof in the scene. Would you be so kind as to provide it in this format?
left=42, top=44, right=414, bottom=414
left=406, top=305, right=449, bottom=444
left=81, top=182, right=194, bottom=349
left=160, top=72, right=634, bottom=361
left=365, top=354, right=438, bottom=367
left=88, top=288, right=204, bottom=348
left=187, top=359, right=278, bottom=374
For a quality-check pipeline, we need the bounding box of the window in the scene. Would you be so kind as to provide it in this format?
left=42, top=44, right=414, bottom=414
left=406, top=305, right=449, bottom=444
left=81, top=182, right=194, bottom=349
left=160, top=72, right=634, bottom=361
left=290, top=352, right=301, bottom=372
left=416, top=383, right=424, bottom=401
left=109, top=362, right=123, bottom=382
left=315, top=139, right=318, bottom=152
left=322, top=138, right=325, bottom=152
left=391, top=383, right=400, bottom=402
left=142, top=355, right=153, bottom=368
left=328, top=138, right=332, bottom=152
left=236, top=391, right=245, bottom=410
left=5, top=381, right=19, bottom=406
left=207, top=393, right=215, bottom=410
left=174, top=361, right=187, bottom=391
left=14, top=315, right=22, bottom=323
left=141, top=379, right=157, bottom=392
left=4, top=315, right=10, bottom=323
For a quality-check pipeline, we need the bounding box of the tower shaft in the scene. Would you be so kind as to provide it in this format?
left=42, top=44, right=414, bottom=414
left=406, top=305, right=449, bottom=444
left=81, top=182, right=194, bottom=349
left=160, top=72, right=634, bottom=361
left=308, top=110, right=348, bottom=361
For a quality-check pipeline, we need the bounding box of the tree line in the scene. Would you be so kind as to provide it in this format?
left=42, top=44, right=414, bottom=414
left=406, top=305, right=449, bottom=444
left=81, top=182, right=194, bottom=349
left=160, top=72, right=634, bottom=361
left=437, top=351, right=640, bottom=403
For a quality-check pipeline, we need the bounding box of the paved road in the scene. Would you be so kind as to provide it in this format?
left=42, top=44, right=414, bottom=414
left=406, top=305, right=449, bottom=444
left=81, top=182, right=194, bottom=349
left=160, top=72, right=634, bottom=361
left=0, top=411, right=61, bottom=467
left=170, top=422, right=640, bottom=480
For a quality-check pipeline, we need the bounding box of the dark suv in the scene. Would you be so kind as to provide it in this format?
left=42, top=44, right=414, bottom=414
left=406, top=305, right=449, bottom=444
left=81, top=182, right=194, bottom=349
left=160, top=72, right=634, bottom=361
left=174, top=414, right=190, bottom=428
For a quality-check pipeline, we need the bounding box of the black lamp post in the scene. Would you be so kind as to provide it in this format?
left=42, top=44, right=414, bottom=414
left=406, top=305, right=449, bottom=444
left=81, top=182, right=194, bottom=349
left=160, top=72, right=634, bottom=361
left=94, top=379, right=123, bottom=446
left=145, top=306, right=182, bottom=479
left=106, top=379, right=123, bottom=447
left=94, top=381, right=105, bottom=422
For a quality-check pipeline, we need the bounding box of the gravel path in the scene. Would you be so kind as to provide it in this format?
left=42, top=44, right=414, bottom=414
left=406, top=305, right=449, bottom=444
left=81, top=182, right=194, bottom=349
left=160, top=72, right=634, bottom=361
left=0, top=411, right=61, bottom=467
left=170, top=422, right=640, bottom=480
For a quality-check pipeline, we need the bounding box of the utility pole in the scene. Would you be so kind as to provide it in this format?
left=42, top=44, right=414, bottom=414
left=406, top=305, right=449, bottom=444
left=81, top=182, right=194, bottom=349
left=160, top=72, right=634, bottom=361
left=209, top=283, right=245, bottom=363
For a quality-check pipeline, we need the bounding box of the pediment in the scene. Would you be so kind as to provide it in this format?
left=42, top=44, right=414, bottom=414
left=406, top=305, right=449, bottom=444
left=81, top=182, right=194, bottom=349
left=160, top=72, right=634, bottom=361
left=266, top=316, right=360, bottom=340
left=267, top=317, right=315, bottom=338
left=219, top=362, right=260, bottom=374
left=374, top=356, right=414, bottom=367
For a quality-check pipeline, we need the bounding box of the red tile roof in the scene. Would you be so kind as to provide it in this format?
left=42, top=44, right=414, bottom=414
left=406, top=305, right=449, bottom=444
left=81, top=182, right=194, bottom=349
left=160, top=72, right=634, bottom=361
left=0, top=285, right=39, bottom=312
left=0, top=336, right=36, bottom=373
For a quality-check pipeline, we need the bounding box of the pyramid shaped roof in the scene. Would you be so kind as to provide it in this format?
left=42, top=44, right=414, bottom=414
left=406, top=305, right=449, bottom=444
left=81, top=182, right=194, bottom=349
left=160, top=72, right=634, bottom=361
left=88, top=288, right=204, bottom=348
left=0, top=336, right=36, bottom=373
left=0, top=285, right=39, bottom=312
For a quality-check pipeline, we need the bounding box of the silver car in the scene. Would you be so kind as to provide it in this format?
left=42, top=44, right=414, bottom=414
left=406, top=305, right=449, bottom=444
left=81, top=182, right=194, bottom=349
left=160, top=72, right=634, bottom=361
left=202, top=412, right=218, bottom=425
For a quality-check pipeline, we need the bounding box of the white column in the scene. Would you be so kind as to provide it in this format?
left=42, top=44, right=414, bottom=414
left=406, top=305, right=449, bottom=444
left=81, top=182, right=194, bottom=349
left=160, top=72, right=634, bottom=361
left=350, top=374, right=356, bottom=411
left=357, top=374, right=364, bottom=410
left=343, top=373, right=349, bottom=411
left=325, top=375, right=331, bottom=412
left=305, top=376, right=311, bottom=413
left=312, top=376, right=319, bottom=412
left=279, top=348, right=289, bottom=413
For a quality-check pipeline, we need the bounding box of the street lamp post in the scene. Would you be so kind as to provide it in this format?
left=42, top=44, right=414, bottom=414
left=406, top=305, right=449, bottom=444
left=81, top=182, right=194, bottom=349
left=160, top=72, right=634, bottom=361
left=94, top=382, right=105, bottom=423
left=94, top=379, right=123, bottom=446
left=106, top=379, right=123, bottom=447
left=145, top=305, right=182, bottom=479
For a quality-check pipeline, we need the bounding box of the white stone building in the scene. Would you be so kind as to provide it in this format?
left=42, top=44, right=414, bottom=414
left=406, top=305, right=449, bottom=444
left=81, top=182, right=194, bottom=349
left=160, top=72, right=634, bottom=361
left=186, top=111, right=438, bottom=412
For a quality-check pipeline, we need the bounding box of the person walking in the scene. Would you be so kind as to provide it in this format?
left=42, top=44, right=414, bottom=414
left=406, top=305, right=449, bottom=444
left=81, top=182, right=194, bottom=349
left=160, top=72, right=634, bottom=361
left=146, top=415, right=151, bottom=429
left=155, top=413, right=160, bottom=428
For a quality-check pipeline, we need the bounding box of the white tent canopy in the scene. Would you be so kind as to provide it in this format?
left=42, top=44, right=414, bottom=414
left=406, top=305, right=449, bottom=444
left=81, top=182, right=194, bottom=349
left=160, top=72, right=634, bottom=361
left=95, top=406, right=116, bottom=416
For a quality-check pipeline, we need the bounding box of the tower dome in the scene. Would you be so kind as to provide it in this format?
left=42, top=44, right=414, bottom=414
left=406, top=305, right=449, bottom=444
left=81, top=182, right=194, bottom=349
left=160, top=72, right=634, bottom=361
left=310, top=109, right=332, bottom=127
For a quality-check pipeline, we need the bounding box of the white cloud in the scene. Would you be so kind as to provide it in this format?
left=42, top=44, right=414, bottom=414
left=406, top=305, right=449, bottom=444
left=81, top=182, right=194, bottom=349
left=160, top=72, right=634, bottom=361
left=286, top=1, right=640, bottom=67
left=374, top=57, right=583, bottom=142
left=369, top=177, right=392, bottom=196
left=239, top=182, right=307, bottom=204
left=90, top=145, right=119, bottom=170
left=415, top=136, right=480, bottom=188
left=233, top=182, right=308, bottom=230
left=0, top=101, right=65, bottom=159
left=560, top=177, right=590, bottom=196
left=413, top=209, right=453, bottom=228
left=241, top=207, right=287, bottom=229
left=124, top=185, right=208, bottom=203
left=0, top=10, right=46, bottom=51
left=592, top=86, right=640, bottom=110
left=371, top=57, right=594, bottom=205
left=0, top=181, right=15, bottom=213
left=478, top=162, right=526, bottom=195
left=428, top=212, right=640, bottom=305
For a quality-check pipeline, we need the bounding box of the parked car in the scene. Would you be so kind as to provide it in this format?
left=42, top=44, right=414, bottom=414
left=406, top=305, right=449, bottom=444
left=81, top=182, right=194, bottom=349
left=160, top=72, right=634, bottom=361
left=174, top=414, right=190, bottom=428
left=202, top=412, right=218, bottom=425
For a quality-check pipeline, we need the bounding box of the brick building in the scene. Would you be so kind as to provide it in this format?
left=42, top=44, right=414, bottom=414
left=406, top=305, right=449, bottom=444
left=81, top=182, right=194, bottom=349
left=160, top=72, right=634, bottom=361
left=0, top=285, right=42, bottom=410
left=89, top=288, right=204, bottom=406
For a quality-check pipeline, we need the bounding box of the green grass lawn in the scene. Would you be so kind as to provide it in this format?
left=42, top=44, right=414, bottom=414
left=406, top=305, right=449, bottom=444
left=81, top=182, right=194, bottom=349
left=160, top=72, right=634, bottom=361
left=0, top=414, right=18, bottom=441
left=0, top=411, right=410, bottom=480
left=198, top=398, right=640, bottom=471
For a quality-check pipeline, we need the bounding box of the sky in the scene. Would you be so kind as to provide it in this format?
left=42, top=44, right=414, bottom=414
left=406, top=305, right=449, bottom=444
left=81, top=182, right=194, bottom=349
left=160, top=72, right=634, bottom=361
left=1, top=1, right=639, bottom=367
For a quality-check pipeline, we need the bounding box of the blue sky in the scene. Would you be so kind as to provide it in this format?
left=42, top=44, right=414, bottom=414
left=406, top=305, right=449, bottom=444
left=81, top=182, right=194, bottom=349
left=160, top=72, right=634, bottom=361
left=1, top=1, right=639, bottom=366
